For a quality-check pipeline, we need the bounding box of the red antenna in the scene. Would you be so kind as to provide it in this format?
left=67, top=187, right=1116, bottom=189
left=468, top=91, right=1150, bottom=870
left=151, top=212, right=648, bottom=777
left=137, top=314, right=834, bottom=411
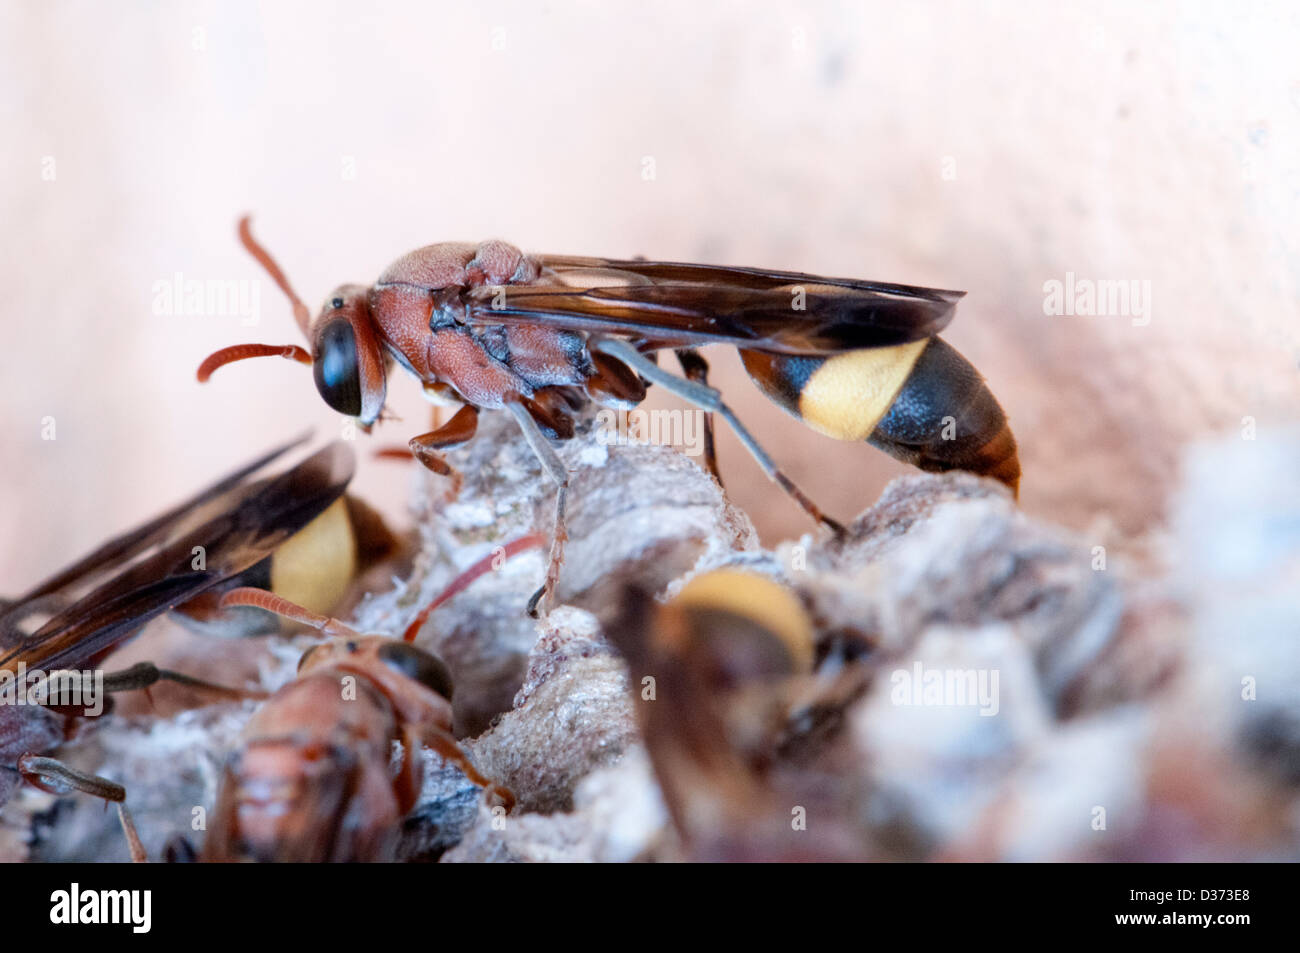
left=195, top=217, right=315, bottom=382
left=197, top=343, right=312, bottom=382
left=403, top=534, right=546, bottom=642
left=238, top=216, right=312, bottom=336
left=221, top=587, right=360, bottom=639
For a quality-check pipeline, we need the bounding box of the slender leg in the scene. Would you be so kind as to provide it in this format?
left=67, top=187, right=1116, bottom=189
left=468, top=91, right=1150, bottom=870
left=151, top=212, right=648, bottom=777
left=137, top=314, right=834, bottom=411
left=674, top=348, right=721, bottom=485
left=394, top=726, right=424, bottom=814
left=18, top=754, right=147, bottom=862
left=419, top=725, right=515, bottom=813
left=594, top=339, right=844, bottom=535
left=402, top=533, right=546, bottom=642
left=407, top=404, right=480, bottom=493
left=504, top=398, right=570, bottom=617
left=100, top=661, right=267, bottom=701
left=374, top=404, right=450, bottom=462
left=163, top=835, right=198, bottom=863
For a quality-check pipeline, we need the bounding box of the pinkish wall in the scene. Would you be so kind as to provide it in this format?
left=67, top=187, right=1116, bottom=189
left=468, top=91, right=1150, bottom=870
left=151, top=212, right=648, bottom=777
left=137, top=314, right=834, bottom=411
left=3, top=0, right=1297, bottom=588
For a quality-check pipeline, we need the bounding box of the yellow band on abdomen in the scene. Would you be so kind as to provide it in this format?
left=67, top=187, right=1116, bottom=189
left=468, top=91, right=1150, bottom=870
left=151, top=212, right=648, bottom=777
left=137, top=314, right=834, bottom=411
left=270, top=498, right=358, bottom=616
left=673, top=569, right=814, bottom=673
left=797, top=339, right=928, bottom=441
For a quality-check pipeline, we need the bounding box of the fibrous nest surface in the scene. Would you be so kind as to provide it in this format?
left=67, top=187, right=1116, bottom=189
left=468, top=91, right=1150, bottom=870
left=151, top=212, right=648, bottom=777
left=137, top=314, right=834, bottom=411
left=8, top=416, right=1299, bottom=862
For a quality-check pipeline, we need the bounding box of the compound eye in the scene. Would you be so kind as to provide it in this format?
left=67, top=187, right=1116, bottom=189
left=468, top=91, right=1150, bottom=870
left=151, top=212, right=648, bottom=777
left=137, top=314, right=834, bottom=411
left=312, top=319, right=362, bottom=416
left=377, top=642, right=454, bottom=701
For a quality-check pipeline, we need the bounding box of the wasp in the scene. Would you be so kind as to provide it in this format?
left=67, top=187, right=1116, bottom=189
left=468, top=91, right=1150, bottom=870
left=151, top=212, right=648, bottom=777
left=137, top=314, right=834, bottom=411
left=199, top=540, right=536, bottom=862
left=0, top=436, right=399, bottom=661
left=0, top=438, right=399, bottom=859
left=199, top=219, right=1020, bottom=614
left=607, top=568, right=871, bottom=861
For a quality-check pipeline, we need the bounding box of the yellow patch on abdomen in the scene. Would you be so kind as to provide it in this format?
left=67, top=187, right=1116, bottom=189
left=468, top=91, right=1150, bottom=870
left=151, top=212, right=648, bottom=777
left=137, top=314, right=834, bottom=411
left=797, top=340, right=928, bottom=441
left=673, top=569, right=814, bottom=673
left=270, top=498, right=358, bottom=617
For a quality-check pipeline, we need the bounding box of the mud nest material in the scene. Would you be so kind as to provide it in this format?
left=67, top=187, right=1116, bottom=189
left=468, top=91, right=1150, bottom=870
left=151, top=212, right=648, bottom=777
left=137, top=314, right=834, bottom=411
left=8, top=415, right=1299, bottom=862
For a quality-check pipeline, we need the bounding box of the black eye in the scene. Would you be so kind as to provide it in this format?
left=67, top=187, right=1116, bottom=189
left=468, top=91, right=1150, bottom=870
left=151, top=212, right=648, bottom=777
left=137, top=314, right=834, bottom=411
left=331, top=297, right=344, bottom=309
left=312, top=320, right=362, bottom=416
left=377, top=642, right=454, bottom=700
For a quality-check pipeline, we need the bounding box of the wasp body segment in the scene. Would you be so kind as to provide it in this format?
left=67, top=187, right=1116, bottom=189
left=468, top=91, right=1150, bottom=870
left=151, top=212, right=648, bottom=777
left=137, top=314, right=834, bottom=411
left=669, top=568, right=816, bottom=679
left=203, top=634, right=460, bottom=863
left=202, top=542, right=530, bottom=862
left=742, top=336, right=1020, bottom=495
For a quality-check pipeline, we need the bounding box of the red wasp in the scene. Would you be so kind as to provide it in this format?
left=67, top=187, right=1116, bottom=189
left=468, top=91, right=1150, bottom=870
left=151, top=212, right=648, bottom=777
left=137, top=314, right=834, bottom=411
left=199, top=220, right=1019, bottom=613
left=199, top=537, right=540, bottom=862
left=0, top=439, right=388, bottom=858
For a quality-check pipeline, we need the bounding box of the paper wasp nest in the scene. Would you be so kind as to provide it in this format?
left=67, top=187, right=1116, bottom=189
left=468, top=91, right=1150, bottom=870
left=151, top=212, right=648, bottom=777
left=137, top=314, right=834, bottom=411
left=10, top=415, right=1299, bottom=862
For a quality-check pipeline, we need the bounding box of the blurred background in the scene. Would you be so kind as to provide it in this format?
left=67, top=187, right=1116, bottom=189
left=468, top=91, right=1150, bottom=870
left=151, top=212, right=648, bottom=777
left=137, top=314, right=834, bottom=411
left=2, top=0, right=1297, bottom=591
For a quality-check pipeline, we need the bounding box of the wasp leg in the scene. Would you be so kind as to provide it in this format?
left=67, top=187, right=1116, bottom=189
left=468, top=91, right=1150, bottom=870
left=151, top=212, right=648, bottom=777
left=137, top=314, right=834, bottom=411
left=163, top=835, right=198, bottom=863
left=523, top=389, right=578, bottom=440
left=419, top=725, right=515, bottom=813
left=100, top=661, right=268, bottom=702
left=17, top=754, right=147, bottom=862
left=504, top=398, right=570, bottom=618
left=674, top=348, right=721, bottom=485
left=374, top=405, right=450, bottom=462
left=408, top=404, right=480, bottom=494
left=584, top=351, right=648, bottom=408
left=593, top=338, right=844, bottom=536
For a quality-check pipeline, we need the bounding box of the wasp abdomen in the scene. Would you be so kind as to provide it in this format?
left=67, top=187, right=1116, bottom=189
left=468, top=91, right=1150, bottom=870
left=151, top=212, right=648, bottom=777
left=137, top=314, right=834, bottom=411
left=741, top=337, right=1020, bottom=495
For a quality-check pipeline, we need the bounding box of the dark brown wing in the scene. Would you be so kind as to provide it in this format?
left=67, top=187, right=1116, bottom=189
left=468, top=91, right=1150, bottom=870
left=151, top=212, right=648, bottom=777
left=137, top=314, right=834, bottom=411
left=0, top=441, right=354, bottom=674
left=5, top=432, right=310, bottom=611
left=465, top=256, right=963, bottom=354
